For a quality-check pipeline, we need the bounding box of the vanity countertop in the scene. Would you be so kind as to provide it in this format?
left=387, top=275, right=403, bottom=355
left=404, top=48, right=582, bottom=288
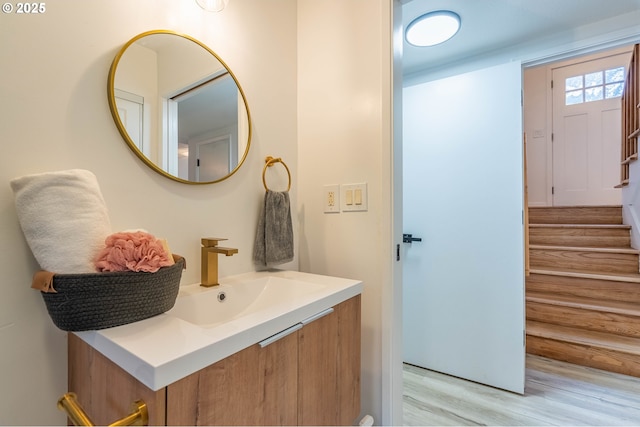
left=74, top=269, right=362, bottom=391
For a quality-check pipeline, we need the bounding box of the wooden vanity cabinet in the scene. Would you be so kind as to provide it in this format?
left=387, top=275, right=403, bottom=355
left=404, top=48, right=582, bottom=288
left=166, top=329, right=299, bottom=425
left=68, top=294, right=361, bottom=426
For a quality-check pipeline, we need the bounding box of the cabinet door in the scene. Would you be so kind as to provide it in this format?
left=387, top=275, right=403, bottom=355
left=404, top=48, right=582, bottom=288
left=298, top=295, right=361, bottom=426
left=68, top=334, right=166, bottom=426
left=167, top=330, right=298, bottom=426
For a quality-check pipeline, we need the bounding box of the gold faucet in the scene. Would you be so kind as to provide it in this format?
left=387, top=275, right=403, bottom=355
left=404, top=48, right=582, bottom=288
left=201, top=237, right=238, bottom=287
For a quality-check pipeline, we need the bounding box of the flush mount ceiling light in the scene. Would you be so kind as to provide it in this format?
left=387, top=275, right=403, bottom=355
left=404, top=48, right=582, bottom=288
left=196, top=0, right=229, bottom=12
left=406, top=10, right=461, bottom=47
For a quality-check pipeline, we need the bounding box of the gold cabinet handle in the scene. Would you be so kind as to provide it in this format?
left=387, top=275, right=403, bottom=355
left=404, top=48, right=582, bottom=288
left=57, top=392, right=149, bottom=426
left=109, top=399, right=148, bottom=427
left=57, top=393, right=94, bottom=426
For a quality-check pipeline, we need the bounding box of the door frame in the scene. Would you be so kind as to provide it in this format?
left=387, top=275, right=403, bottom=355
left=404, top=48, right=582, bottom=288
left=383, top=1, right=404, bottom=424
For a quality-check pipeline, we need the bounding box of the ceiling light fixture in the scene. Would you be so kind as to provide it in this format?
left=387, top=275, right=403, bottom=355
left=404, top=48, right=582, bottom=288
left=196, top=0, right=229, bottom=12
left=405, top=10, right=461, bottom=47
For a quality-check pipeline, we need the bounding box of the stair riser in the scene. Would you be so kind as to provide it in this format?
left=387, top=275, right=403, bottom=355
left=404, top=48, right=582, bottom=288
left=530, top=249, right=639, bottom=274
left=527, top=302, right=640, bottom=338
left=526, top=335, right=640, bottom=378
left=528, top=206, right=622, bottom=225
left=527, top=274, right=640, bottom=304
left=529, top=228, right=630, bottom=248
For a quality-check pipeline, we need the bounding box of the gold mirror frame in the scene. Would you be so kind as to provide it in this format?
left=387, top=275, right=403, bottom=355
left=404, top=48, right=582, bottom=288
left=107, top=30, right=252, bottom=185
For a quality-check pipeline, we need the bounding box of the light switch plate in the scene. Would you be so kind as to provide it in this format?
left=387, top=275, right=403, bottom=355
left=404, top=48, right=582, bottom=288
left=323, top=185, right=340, bottom=213
left=532, top=129, right=545, bottom=138
left=341, top=183, right=367, bottom=212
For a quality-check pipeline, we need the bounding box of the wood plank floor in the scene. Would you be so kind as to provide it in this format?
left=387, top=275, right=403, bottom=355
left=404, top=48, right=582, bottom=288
left=403, top=355, right=640, bottom=426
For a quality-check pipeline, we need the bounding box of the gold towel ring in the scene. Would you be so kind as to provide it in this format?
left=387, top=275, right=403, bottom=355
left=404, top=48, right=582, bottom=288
left=262, top=156, right=291, bottom=192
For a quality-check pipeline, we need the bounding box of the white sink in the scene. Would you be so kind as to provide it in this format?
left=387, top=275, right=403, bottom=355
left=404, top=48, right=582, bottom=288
left=167, top=276, right=326, bottom=327
left=74, top=270, right=362, bottom=391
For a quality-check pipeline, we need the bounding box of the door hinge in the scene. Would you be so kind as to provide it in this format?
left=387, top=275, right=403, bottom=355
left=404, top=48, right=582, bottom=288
left=396, top=244, right=400, bottom=261
left=197, top=158, right=200, bottom=167
left=551, top=133, right=554, bottom=142
left=551, top=80, right=554, bottom=89
left=552, top=186, right=555, bottom=195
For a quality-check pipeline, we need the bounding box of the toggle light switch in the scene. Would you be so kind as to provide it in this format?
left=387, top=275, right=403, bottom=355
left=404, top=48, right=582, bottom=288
left=354, top=189, right=362, bottom=205
left=341, top=183, right=368, bottom=212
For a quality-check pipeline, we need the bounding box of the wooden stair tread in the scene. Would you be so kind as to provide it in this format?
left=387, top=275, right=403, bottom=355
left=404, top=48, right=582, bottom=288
left=530, top=244, right=639, bottom=254
left=527, top=321, right=640, bottom=356
left=528, top=224, right=631, bottom=249
left=529, top=224, right=631, bottom=229
left=529, top=205, right=623, bottom=208
left=526, top=292, right=640, bottom=317
left=529, top=268, right=640, bottom=283
left=528, top=206, right=623, bottom=225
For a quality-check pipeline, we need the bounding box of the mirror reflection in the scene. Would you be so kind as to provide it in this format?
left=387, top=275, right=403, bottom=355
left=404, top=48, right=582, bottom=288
left=108, top=30, right=251, bottom=184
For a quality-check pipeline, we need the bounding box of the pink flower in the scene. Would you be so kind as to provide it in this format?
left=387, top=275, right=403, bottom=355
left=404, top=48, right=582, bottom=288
left=94, top=231, right=173, bottom=273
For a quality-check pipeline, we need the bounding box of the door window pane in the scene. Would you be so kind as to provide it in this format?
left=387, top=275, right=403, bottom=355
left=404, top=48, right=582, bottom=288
left=585, top=71, right=603, bottom=87
left=565, top=75, right=583, bottom=90
left=605, top=67, right=625, bottom=83
left=566, top=90, right=583, bottom=105
left=606, top=82, right=624, bottom=98
left=585, top=86, right=603, bottom=102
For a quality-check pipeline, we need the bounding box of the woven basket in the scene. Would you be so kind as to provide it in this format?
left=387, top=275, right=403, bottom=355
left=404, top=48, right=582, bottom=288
left=41, top=256, right=185, bottom=331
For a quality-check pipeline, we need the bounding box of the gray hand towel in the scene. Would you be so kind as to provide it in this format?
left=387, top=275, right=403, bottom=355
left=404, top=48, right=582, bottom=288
left=253, top=190, right=294, bottom=266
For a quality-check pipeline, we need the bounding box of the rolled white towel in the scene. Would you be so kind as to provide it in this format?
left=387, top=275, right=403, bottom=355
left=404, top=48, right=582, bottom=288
left=10, top=169, right=112, bottom=274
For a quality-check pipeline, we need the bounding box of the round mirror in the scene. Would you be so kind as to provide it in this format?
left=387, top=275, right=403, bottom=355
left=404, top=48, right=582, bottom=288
left=107, top=30, right=252, bottom=184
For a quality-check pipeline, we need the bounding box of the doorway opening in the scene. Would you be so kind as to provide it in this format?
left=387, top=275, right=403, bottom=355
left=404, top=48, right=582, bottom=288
left=400, top=44, right=637, bottom=425
left=525, top=46, right=633, bottom=208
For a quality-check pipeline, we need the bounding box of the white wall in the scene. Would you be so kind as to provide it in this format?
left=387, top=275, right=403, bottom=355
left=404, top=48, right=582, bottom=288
left=622, top=53, right=640, bottom=248
left=115, top=43, right=159, bottom=162
left=524, top=65, right=551, bottom=206
left=297, top=1, right=395, bottom=423
left=0, top=1, right=298, bottom=424
left=624, top=161, right=640, bottom=249
left=156, top=36, right=225, bottom=96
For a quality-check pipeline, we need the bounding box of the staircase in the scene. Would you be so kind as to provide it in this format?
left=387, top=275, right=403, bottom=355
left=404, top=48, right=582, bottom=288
left=526, top=205, right=640, bottom=377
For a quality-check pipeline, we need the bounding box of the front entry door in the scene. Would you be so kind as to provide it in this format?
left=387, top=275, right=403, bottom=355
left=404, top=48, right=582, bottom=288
left=552, top=52, right=628, bottom=206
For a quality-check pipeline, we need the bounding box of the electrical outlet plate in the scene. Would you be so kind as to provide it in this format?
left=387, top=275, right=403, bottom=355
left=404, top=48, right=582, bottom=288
left=341, top=183, right=368, bottom=212
left=323, top=185, right=340, bottom=213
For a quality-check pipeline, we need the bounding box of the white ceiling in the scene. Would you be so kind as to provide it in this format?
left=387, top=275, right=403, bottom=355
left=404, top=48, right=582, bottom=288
left=402, top=0, right=640, bottom=76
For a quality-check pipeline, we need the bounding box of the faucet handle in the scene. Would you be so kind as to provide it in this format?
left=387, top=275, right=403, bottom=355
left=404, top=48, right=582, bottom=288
left=201, top=237, right=228, bottom=247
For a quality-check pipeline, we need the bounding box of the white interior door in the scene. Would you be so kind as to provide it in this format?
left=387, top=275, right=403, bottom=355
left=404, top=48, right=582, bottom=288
left=196, top=135, right=231, bottom=182
left=403, top=61, right=525, bottom=394
left=114, top=89, right=144, bottom=154
left=552, top=53, right=627, bottom=206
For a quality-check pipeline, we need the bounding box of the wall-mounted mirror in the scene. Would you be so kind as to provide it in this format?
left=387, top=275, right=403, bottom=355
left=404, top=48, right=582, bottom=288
left=108, top=30, right=251, bottom=184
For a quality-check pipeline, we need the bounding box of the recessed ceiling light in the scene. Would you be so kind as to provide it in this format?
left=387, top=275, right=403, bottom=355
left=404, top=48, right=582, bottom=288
left=196, top=0, right=229, bottom=12
left=406, top=10, right=461, bottom=47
